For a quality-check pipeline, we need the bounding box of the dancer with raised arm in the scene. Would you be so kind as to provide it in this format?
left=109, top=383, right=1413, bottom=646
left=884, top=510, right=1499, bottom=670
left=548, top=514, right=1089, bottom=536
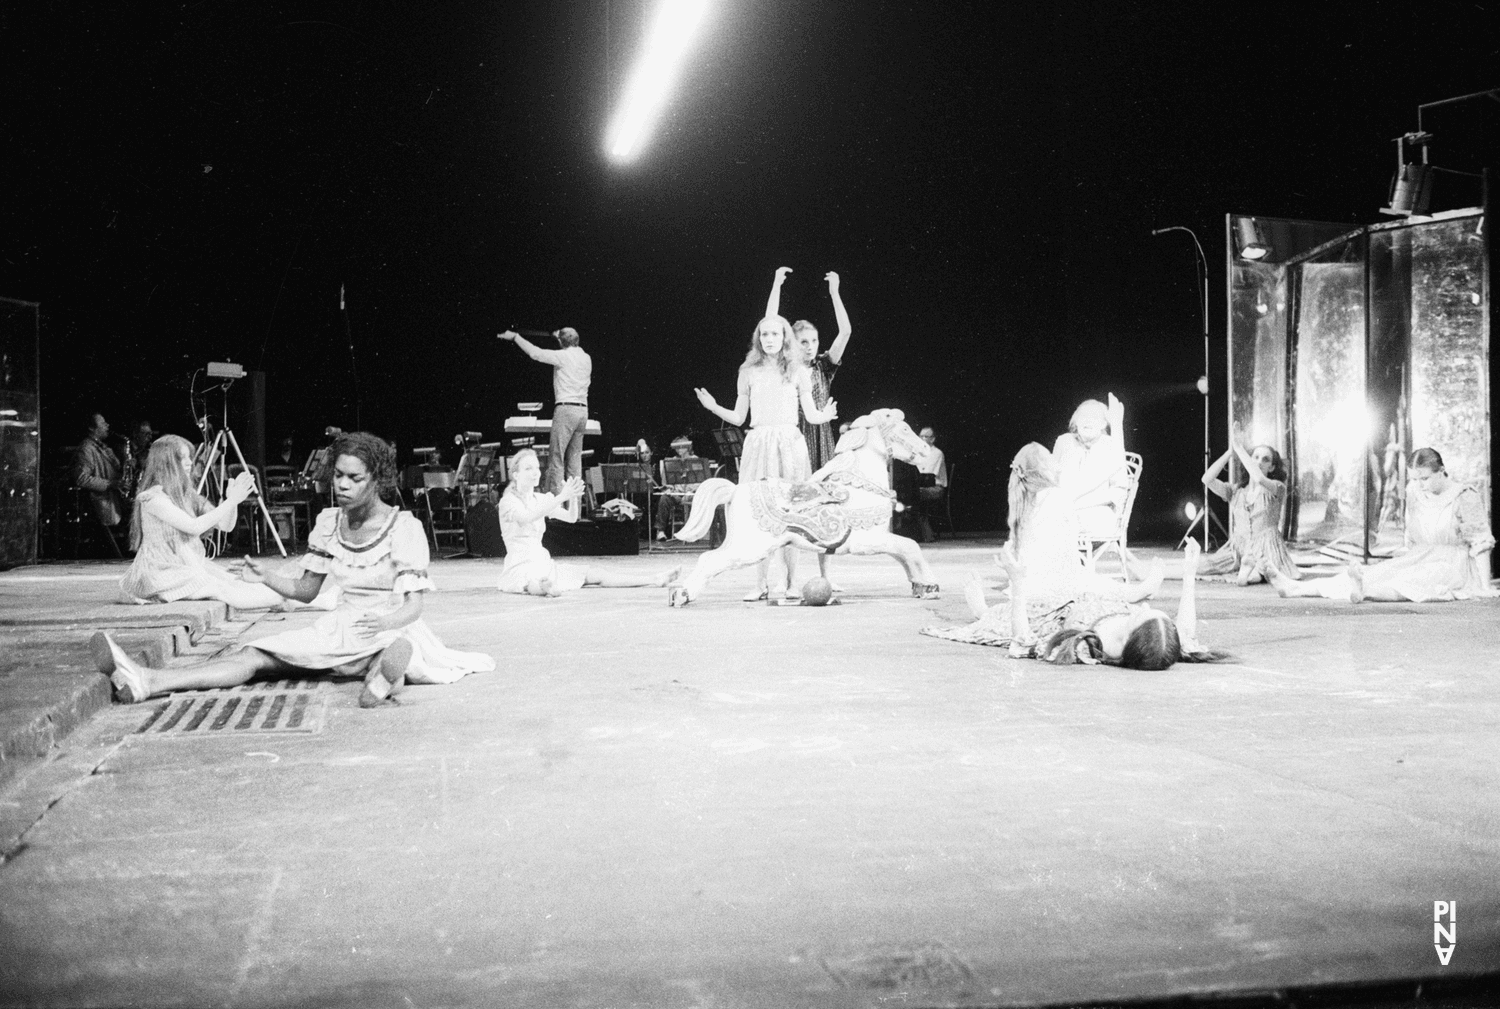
left=496, top=448, right=680, bottom=596
left=120, top=434, right=284, bottom=609
left=1053, top=396, right=1130, bottom=539
left=694, top=310, right=837, bottom=600
left=93, top=432, right=494, bottom=708
left=1196, top=425, right=1299, bottom=585
left=766, top=265, right=855, bottom=583
left=1271, top=448, right=1496, bottom=603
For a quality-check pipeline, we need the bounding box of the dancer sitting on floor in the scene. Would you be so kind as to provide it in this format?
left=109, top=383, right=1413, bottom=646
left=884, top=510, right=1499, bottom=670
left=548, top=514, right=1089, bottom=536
left=1272, top=447, right=1496, bottom=603
left=496, top=448, right=680, bottom=596
left=1196, top=425, right=1299, bottom=585
left=922, top=442, right=1234, bottom=670
left=93, top=431, right=495, bottom=707
left=119, top=434, right=285, bottom=609
left=694, top=310, right=838, bottom=600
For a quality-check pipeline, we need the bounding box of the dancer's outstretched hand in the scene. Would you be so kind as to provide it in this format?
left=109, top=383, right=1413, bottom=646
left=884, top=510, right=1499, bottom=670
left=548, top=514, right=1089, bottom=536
left=693, top=387, right=717, bottom=411
left=225, top=470, right=256, bottom=505
left=497, top=330, right=518, bottom=342
left=241, top=556, right=268, bottom=584
left=559, top=476, right=585, bottom=500
left=825, top=271, right=840, bottom=293
left=823, top=399, right=838, bottom=420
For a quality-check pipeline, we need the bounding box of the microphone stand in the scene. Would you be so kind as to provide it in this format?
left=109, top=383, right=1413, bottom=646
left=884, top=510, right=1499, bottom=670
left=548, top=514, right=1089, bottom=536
left=1153, top=225, right=1214, bottom=553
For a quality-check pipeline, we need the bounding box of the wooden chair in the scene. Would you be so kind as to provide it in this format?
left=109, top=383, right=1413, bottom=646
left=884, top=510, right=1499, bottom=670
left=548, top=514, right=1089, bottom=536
left=1079, top=452, right=1143, bottom=581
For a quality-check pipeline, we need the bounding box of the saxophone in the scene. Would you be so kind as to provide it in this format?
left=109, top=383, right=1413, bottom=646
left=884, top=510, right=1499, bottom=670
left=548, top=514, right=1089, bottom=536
left=118, top=438, right=138, bottom=500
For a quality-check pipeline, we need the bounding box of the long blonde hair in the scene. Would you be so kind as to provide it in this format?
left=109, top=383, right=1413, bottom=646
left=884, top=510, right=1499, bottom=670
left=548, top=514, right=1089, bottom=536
left=129, top=434, right=208, bottom=549
left=1006, top=442, right=1060, bottom=544
left=741, top=315, right=798, bottom=382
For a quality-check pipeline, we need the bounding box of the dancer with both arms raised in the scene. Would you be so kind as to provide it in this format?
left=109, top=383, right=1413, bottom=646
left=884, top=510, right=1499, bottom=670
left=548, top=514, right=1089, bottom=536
left=93, top=431, right=494, bottom=708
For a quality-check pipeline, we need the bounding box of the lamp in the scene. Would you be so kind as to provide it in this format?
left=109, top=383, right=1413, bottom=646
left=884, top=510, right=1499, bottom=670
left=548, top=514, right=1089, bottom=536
left=1380, top=132, right=1435, bottom=217
left=1234, top=218, right=1270, bottom=261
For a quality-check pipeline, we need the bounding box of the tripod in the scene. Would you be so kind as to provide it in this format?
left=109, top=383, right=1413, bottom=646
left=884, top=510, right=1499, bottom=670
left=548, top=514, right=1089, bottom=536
left=196, top=423, right=289, bottom=558
left=1177, top=498, right=1230, bottom=551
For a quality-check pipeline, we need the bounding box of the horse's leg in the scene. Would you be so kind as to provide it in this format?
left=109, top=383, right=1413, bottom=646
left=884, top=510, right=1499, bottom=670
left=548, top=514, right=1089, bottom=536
left=673, top=532, right=782, bottom=605
left=838, top=530, right=940, bottom=597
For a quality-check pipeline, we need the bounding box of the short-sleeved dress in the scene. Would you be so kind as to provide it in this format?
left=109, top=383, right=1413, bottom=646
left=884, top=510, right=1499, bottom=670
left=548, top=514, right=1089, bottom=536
left=246, top=507, right=494, bottom=682
left=495, top=489, right=587, bottom=594
left=1360, top=481, right=1496, bottom=602
left=1197, top=480, right=1300, bottom=580
left=799, top=352, right=839, bottom=472
left=737, top=366, right=813, bottom=482
left=120, top=487, right=283, bottom=606
left=1052, top=432, right=1130, bottom=539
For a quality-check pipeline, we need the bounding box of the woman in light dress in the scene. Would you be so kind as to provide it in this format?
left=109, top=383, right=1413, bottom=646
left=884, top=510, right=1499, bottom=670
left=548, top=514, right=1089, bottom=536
left=495, top=448, right=679, bottom=596
left=1196, top=428, right=1299, bottom=585
left=1272, top=448, right=1495, bottom=603
left=694, top=310, right=838, bottom=600
left=119, top=434, right=285, bottom=609
left=1052, top=396, right=1130, bottom=540
left=924, top=442, right=1228, bottom=669
left=93, top=432, right=494, bottom=707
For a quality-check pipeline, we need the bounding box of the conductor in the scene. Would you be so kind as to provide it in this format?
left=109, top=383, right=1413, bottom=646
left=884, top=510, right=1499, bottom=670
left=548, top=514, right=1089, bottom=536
left=498, top=327, right=592, bottom=493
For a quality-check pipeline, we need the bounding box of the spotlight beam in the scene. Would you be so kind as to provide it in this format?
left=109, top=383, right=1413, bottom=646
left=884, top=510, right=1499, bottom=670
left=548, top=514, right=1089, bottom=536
left=606, top=0, right=708, bottom=162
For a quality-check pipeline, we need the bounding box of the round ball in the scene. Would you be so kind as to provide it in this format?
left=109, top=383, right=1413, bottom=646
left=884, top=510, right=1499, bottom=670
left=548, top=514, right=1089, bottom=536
left=801, top=577, right=834, bottom=607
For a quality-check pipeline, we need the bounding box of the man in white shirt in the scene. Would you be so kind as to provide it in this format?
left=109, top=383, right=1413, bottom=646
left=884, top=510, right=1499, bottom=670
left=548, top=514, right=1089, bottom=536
left=913, top=425, right=948, bottom=542
left=499, top=327, right=593, bottom=493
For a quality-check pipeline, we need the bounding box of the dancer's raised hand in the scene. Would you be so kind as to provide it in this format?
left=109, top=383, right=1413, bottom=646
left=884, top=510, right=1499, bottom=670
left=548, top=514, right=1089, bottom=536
left=559, top=476, right=585, bottom=501
left=497, top=330, right=518, bottom=342
left=225, top=470, right=257, bottom=505
left=825, top=271, right=840, bottom=293
left=773, top=266, right=793, bottom=284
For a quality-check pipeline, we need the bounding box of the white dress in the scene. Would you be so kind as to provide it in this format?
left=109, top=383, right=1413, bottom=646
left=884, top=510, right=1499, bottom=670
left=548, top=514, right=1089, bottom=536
left=248, top=508, right=495, bottom=682
left=120, top=487, right=283, bottom=608
left=1361, top=482, right=1496, bottom=602
left=737, top=366, right=813, bottom=482
left=496, top=490, right=587, bottom=594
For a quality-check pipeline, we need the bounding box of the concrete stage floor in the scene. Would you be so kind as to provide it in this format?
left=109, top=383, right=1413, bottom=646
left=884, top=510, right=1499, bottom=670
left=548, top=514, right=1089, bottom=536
left=1, top=541, right=1498, bottom=1008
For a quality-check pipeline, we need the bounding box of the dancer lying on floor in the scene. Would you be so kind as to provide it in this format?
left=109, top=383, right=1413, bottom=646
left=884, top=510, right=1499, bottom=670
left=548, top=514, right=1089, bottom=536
left=1271, top=447, right=1496, bottom=603
left=93, top=431, right=494, bottom=707
left=119, top=434, right=285, bottom=609
left=1196, top=425, right=1299, bottom=585
left=495, top=448, right=679, bottom=596
left=921, top=442, right=1180, bottom=656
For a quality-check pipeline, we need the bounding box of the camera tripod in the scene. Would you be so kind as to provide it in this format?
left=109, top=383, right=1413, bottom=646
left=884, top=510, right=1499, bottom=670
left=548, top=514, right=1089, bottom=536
left=196, top=423, right=288, bottom=558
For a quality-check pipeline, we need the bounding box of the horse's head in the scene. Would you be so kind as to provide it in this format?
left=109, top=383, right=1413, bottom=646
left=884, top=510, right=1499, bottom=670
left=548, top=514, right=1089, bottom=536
left=835, top=409, right=934, bottom=467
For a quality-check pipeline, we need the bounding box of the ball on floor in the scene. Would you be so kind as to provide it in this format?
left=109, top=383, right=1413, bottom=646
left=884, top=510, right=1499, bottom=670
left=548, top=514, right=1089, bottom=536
left=801, top=577, right=834, bottom=606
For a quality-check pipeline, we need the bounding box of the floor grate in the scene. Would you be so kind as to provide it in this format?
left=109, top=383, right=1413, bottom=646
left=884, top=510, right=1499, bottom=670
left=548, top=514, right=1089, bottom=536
left=134, top=679, right=330, bottom=737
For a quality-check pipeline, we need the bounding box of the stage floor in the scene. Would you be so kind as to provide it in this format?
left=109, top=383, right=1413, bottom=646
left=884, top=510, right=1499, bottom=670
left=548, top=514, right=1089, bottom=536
left=0, top=544, right=1497, bottom=1007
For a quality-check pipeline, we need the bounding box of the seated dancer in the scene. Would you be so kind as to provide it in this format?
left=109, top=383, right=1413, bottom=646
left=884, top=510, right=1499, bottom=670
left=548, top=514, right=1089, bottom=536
left=1196, top=425, right=1299, bottom=585
left=922, top=442, right=1232, bottom=670
left=694, top=310, right=837, bottom=600
left=497, top=448, right=679, bottom=596
left=92, top=432, right=494, bottom=708
left=119, top=434, right=285, bottom=609
left=1053, top=396, right=1130, bottom=540
left=1272, top=447, right=1496, bottom=603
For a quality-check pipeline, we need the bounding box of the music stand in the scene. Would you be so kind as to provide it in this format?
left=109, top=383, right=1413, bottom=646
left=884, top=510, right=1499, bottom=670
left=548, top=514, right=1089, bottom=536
left=710, top=427, right=743, bottom=482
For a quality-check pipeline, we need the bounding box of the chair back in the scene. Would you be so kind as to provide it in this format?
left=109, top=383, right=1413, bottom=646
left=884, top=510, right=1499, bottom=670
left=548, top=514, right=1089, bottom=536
left=1119, top=452, right=1144, bottom=535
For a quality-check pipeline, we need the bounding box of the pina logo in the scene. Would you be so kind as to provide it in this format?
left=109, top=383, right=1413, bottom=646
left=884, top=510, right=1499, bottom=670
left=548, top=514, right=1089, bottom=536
left=1433, top=901, right=1456, bottom=965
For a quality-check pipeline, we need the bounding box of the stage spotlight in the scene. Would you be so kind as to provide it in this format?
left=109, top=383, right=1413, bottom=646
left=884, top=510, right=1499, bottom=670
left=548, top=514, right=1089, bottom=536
left=1184, top=501, right=1199, bottom=521
left=1381, top=162, right=1433, bottom=217
left=1234, top=218, right=1269, bottom=261
left=605, top=0, right=709, bottom=162
left=1196, top=375, right=1209, bottom=396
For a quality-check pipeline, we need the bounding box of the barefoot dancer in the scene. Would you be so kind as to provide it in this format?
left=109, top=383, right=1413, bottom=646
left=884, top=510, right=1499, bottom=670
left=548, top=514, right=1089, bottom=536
left=93, top=432, right=494, bottom=708
left=496, top=448, right=681, bottom=596
left=694, top=309, right=837, bottom=600
left=1197, top=424, right=1299, bottom=585
left=1271, top=447, right=1495, bottom=603
left=765, top=266, right=855, bottom=586
left=120, top=434, right=284, bottom=609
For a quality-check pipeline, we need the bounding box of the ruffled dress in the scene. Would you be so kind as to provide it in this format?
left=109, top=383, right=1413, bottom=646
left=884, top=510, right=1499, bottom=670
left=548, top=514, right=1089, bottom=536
left=737, top=366, right=813, bottom=482
left=120, top=487, right=283, bottom=608
left=1198, top=481, right=1299, bottom=580
left=247, top=508, right=495, bottom=681
left=496, top=490, right=587, bottom=594
left=1360, top=482, right=1496, bottom=602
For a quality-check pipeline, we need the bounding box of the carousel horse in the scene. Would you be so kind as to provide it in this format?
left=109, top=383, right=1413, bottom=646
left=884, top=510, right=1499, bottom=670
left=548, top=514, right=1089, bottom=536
left=669, top=408, right=941, bottom=606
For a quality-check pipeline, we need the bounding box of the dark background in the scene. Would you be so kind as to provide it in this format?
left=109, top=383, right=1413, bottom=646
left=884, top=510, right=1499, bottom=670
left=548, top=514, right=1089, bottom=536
left=4, top=1, right=1498, bottom=537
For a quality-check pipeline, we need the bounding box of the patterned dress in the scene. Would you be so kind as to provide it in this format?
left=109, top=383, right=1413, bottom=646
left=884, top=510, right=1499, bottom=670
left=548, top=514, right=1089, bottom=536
left=799, top=353, right=838, bottom=472
left=245, top=508, right=494, bottom=682
left=1197, top=480, right=1300, bottom=580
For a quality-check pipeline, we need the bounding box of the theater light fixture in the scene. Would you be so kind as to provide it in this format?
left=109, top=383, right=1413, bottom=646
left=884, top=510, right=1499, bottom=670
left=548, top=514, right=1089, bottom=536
left=605, top=0, right=709, bottom=162
left=1234, top=218, right=1269, bottom=261
left=1380, top=131, right=1434, bottom=217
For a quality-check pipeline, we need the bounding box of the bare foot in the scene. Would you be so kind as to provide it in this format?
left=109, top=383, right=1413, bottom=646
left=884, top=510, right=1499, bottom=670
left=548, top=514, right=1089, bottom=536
left=1268, top=573, right=1294, bottom=598
left=994, top=544, right=1026, bottom=581
left=1346, top=564, right=1365, bottom=604
left=1182, top=539, right=1201, bottom=566
left=964, top=573, right=989, bottom=621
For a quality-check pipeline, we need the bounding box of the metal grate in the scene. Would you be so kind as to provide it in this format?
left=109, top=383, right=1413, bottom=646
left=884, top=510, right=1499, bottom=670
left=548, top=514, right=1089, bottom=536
left=134, top=679, right=330, bottom=737
left=818, top=942, right=974, bottom=991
